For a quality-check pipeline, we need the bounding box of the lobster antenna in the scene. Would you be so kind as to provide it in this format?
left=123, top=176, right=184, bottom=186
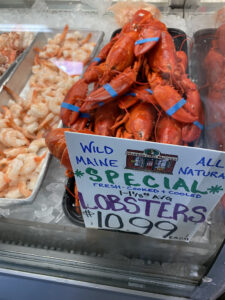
left=179, top=36, right=192, bottom=51
left=154, top=109, right=163, bottom=141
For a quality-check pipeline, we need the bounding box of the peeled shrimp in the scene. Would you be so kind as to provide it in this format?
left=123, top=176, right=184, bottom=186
left=28, top=138, right=46, bottom=154
left=26, top=173, right=38, bottom=190
left=23, top=114, right=37, bottom=124
left=25, top=121, right=39, bottom=134
left=38, top=113, right=54, bottom=130
left=0, top=27, right=96, bottom=199
left=18, top=180, right=32, bottom=198
left=29, top=103, right=49, bottom=119
left=3, top=147, right=27, bottom=158
left=6, top=158, right=23, bottom=183
left=8, top=100, right=23, bottom=118
left=48, top=98, right=61, bottom=115
left=18, top=153, right=44, bottom=176
left=4, top=186, right=23, bottom=199
left=0, top=119, right=8, bottom=129
left=0, top=128, right=29, bottom=147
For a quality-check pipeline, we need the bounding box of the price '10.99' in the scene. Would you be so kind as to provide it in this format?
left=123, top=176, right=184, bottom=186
left=96, top=211, right=178, bottom=238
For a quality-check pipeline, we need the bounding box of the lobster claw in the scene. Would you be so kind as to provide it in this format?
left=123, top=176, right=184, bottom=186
left=182, top=105, right=204, bottom=143
left=94, top=101, right=121, bottom=136
left=153, top=85, right=197, bottom=123
left=45, top=128, right=94, bottom=171
left=60, top=79, right=88, bottom=127
left=45, top=128, right=74, bottom=171
left=134, top=27, right=161, bottom=57
left=156, top=115, right=183, bottom=145
left=79, top=61, right=141, bottom=112
left=83, top=62, right=106, bottom=84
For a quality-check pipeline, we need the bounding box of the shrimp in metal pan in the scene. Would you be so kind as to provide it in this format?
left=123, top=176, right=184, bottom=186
left=39, top=44, right=60, bottom=59
left=0, top=128, right=29, bottom=147
left=25, top=121, right=39, bottom=134
left=3, top=147, right=27, bottom=158
left=17, top=153, right=38, bottom=176
left=29, top=103, right=49, bottom=119
left=38, top=113, right=55, bottom=130
left=28, top=138, right=46, bottom=154
left=18, top=180, right=32, bottom=198
left=4, top=186, right=23, bottom=199
left=5, top=158, right=23, bottom=183
left=26, top=173, right=38, bottom=191
left=3, top=85, right=25, bottom=106
left=8, top=100, right=23, bottom=118
left=18, top=152, right=46, bottom=176
left=0, top=27, right=95, bottom=199
left=0, top=118, right=8, bottom=129
left=48, top=97, right=61, bottom=115
left=23, top=114, right=37, bottom=125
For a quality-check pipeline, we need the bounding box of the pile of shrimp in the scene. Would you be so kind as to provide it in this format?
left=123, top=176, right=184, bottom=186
left=0, top=25, right=96, bottom=199
left=0, top=31, right=34, bottom=76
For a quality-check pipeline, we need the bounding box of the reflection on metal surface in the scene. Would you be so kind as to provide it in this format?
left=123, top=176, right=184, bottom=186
left=50, top=58, right=84, bottom=75
left=0, top=24, right=52, bottom=32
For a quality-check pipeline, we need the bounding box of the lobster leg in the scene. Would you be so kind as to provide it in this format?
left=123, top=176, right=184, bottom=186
left=131, top=86, right=157, bottom=106
left=118, top=94, right=140, bottom=109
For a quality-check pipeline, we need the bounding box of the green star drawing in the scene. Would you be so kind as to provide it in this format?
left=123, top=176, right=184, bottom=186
left=207, top=185, right=223, bottom=194
left=74, top=169, right=84, bottom=178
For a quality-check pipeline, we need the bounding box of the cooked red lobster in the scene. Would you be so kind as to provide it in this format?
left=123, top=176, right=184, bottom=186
left=46, top=9, right=205, bottom=213
left=59, top=9, right=204, bottom=145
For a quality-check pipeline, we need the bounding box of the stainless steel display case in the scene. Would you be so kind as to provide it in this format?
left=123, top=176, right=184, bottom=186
left=0, top=1, right=224, bottom=300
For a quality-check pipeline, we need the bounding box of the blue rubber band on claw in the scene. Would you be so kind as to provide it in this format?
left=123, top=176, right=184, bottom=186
left=135, top=37, right=160, bottom=45
left=125, top=92, right=136, bottom=97
left=166, top=98, right=186, bottom=116
left=61, top=102, right=80, bottom=112
left=61, top=102, right=90, bottom=119
left=80, top=112, right=90, bottom=118
left=92, top=57, right=101, bottom=63
left=103, top=83, right=118, bottom=98
left=193, top=120, right=204, bottom=130
left=145, top=88, right=153, bottom=94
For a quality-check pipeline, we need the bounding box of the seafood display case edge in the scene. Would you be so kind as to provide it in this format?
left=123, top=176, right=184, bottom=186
left=0, top=2, right=224, bottom=300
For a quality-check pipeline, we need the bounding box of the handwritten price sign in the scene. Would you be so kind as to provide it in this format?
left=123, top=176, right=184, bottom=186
left=65, top=132, right=225, bottom=242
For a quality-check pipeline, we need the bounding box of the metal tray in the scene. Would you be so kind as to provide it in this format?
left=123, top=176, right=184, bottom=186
left=0, top=31, right=37, bottom=87
left=0, top=28, right=104, bottom=207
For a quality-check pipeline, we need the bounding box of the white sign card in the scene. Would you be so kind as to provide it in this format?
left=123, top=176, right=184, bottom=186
left=65, top=132, right=225, bottom=242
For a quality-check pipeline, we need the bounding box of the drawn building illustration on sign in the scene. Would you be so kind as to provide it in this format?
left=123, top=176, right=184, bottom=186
left=125, top=149, right=178, bottom=174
